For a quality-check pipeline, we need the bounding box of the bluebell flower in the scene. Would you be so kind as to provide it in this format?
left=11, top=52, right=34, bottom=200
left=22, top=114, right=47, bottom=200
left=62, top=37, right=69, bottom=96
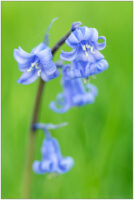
left=61, top=54, right=108, bottom=79
left=60, top=26, right=108, bottom=78
left=50, top=65, right=98, bottom=113
left=32, top=123, right=74, bottom=174
left=14, top=43, right=59, bottom=84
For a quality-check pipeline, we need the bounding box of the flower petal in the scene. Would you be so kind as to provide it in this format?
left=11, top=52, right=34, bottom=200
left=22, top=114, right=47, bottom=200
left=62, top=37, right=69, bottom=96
left=14, top=47, right=34, bottom=65
left=82, top=26, right=91, bottom=40
left=86, top=59, right=108, bottom=76
left=41, top=138, right=61, bottom=158
left=90, top=28, right=98, bottom=42
left=66, top=32, right=79, bottom=48
left=18, top=63, right=31, bottom=72
left=95, top=36, right=106, bottom=50
left=31, top=43, right=47, bottom=54
left=57, top=157, right=74, bottom=174
left=32, top=161, right=42, bottom=174
left=33, top=160, right=52, bottom=174
left=73, top=93, right=94, bottom=106
left=93, top=50, right=104, bottom=61
left=40, top=63, right=59, bottom=82
left=18, top=47, right=33, bottom=57
left=43, top=62, right=58, bottom=76
left=60, top=49, right=78, bottom=61
left=37, top=47, right=52, bottom=64
left=73, top=28, right=83, bottom=41
left=50, top=100, right=70, bottom=113
left=17, top=70, right=38, bottom=85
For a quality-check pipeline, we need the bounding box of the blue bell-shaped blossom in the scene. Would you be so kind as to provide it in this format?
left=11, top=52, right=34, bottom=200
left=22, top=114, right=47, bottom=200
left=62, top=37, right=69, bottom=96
left=50, top=65, right=98, bottom=113
left=14, top=43, right=59, bottom=84
left=60, top=26, right=108, bottom=78
left=32, top=123, right=74, bottom=174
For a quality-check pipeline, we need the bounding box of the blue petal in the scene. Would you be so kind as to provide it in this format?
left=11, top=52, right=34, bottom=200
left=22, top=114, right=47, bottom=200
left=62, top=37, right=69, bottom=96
left=83, top=93, right=95, bottom=104
left=41, top=160, right=53, bottom=173
left=33, top=161, right=42, bottom=174
left=62, top=64, right=78, bottom=80
left=17, top=70, right=38, bottom=85
left=89, top=28, right=98, bottom=42
left=14, top=47, right=34, bottom=65
left=73, top=28, right=83, bottom=41
left=18, top=63, right=31, bottom=72
left=75, top=52, right=96, bottom=63
left=60, top=49, right=78, bottom=61
left=85, top=59, right=108, bottom=76
left=37, top=47, right=53, bottom=67
left=40, top=62, right=59, bottom=82
left=66, top=32, right=79, bottom=48
left=57, top=157, right=74, bottom=174
left=82, top=26, right=91, bottom=40
left=73, top=93, right=94, bottom=106
left=72, top=83, right=98, bottom=106
left=18, top=47, right=33, bottom=57
left=31, top=43, right=47, bottom=54
left=40, top=71, right=49, bottom=81
left=95, top=36, right=106, bottom=50
left=41, top=138, right=61, bottom=158
left=43, top=62, right=58, bottom=76
left=93, top=50, right=104, bottom=61
left=50, top=101, right=70, bottom=113
left=33, top=160, right=52, bottom=174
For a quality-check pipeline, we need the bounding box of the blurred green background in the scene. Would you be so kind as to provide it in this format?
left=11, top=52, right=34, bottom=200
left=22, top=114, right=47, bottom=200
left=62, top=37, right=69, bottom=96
left=2, top=1, right=133, bottom=199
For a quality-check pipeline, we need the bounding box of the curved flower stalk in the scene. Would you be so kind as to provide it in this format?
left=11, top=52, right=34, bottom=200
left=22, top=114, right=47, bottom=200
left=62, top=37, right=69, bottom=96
left=60, top=26, right=108, bottom=78
left=50, top=65, right=98, bottom=113
left=32, top=123, right=74, bottom=174
left=14, top=19, right=108, bottom=198
left=14, top=43, right=59, bottom=84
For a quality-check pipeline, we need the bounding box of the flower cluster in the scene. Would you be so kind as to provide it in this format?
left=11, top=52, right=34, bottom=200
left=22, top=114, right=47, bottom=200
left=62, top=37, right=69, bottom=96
left=14, top=19, right=108, bottom=176
left=50, top=25, right=108, bottom=113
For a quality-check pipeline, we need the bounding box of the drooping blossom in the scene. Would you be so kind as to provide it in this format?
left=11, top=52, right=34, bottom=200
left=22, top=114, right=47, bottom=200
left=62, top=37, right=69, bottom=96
left=32, top=123, right=74, bottom=174
left=14, top=43, right=59, bottom=84
left=50, top=65, right=98, bottom=113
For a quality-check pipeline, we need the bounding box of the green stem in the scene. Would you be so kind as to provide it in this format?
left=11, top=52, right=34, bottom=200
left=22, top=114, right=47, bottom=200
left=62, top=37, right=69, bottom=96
left=21, top=29, right=72, bottom=198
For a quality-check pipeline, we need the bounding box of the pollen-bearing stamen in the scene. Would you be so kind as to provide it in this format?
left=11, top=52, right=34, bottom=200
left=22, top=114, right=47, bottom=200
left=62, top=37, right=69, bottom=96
left=35, top=63, right=39, bottom=69
left=86, top=44, right=95, bottom=54
left=38, top=69, right=41, bottom=77
left=27, top=67, right=33, bottom=72
left=85, top=51, right=88, bottom=57
left=27, top=62, right=39, bottom=72
left=82, top=45, right=89, bottom=57
left=82, top=45, right=86, bottom=51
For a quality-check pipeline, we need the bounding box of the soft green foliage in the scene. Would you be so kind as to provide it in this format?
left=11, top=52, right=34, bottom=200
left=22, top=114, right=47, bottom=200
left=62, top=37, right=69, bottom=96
left=2, top=2, right=133, bottom=199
